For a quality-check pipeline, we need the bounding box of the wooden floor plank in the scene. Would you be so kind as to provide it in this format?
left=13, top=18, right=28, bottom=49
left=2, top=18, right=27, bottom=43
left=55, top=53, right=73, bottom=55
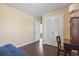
left=19, top=41, right=58, bottom=56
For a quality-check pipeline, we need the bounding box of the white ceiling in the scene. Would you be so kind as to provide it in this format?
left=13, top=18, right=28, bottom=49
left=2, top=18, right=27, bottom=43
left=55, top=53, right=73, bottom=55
left=4, top=3, right=71, bottom=18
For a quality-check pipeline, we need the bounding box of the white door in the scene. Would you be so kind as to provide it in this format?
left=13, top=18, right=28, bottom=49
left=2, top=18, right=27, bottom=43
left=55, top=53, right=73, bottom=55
left=35, top=20, right=40, bottom=41
left=43, top=14, right=64, bottom=47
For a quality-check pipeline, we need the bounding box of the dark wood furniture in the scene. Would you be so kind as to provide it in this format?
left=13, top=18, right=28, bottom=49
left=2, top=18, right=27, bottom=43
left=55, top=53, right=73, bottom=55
left=64, top=17, right=79, bottom=56
left=56, top=36, right=65, bottom=56
left=64, top=39, right=79, bottom=56
left=70, top=17, right=79, bottom=46
left=64, top=39, right=72, bottom=56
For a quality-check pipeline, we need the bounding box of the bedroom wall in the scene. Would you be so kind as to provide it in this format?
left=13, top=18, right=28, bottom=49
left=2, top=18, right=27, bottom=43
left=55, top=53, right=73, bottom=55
left=42, top=7, right=70, bottom=41
left=0, top=5, right=36, bottom=47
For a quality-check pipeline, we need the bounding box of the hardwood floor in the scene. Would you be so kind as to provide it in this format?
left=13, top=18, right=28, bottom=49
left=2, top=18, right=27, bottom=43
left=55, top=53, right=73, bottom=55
left=19, top=41, right=58, bottom=56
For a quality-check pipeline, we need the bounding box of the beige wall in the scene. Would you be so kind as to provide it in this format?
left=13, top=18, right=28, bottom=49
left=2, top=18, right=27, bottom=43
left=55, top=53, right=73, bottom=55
left=42, top=7, right=70, bottom=41
left=0, top=5, right=35, bottom=47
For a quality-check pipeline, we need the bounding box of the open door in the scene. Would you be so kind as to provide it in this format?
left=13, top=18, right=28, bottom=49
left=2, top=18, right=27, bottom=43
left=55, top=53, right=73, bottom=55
left=35, top=20, right=40, bottom=41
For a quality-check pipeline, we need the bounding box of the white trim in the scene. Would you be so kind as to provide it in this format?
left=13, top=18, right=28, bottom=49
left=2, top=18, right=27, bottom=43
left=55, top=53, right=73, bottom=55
left=16, top=40, right=39, bottom=48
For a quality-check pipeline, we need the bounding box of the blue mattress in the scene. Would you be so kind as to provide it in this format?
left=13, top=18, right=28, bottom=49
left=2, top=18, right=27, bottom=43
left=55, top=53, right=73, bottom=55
left=0, top=44, right=27, bottom=56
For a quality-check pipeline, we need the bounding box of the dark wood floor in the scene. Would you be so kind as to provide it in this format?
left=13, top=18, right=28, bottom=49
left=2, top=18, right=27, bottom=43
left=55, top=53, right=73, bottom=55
left=19, top=41, right=58, bottom=56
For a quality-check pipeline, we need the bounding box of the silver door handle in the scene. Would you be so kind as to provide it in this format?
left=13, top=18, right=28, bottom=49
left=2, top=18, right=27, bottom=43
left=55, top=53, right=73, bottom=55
left=52, top=32, right=54, bottom=34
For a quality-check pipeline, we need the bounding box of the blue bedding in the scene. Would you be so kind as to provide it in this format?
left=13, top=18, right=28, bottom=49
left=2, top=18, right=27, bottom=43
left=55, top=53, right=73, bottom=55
left=0, top=44, right=27, bottom=56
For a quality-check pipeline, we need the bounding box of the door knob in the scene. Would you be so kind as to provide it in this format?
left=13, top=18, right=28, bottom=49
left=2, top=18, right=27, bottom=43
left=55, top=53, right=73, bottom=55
left=52, top=32, right=54, bottom=34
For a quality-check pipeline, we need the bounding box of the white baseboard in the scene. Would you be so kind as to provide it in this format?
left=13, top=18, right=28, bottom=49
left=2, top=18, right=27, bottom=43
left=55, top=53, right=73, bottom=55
left=16, top=40, right=39, bottom=48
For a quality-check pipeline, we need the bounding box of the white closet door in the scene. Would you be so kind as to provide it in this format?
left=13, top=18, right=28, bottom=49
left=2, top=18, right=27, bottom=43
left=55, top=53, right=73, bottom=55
left=43, top=14, right=64, bottom=47
left=43, top=17, right=53, bottom=45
